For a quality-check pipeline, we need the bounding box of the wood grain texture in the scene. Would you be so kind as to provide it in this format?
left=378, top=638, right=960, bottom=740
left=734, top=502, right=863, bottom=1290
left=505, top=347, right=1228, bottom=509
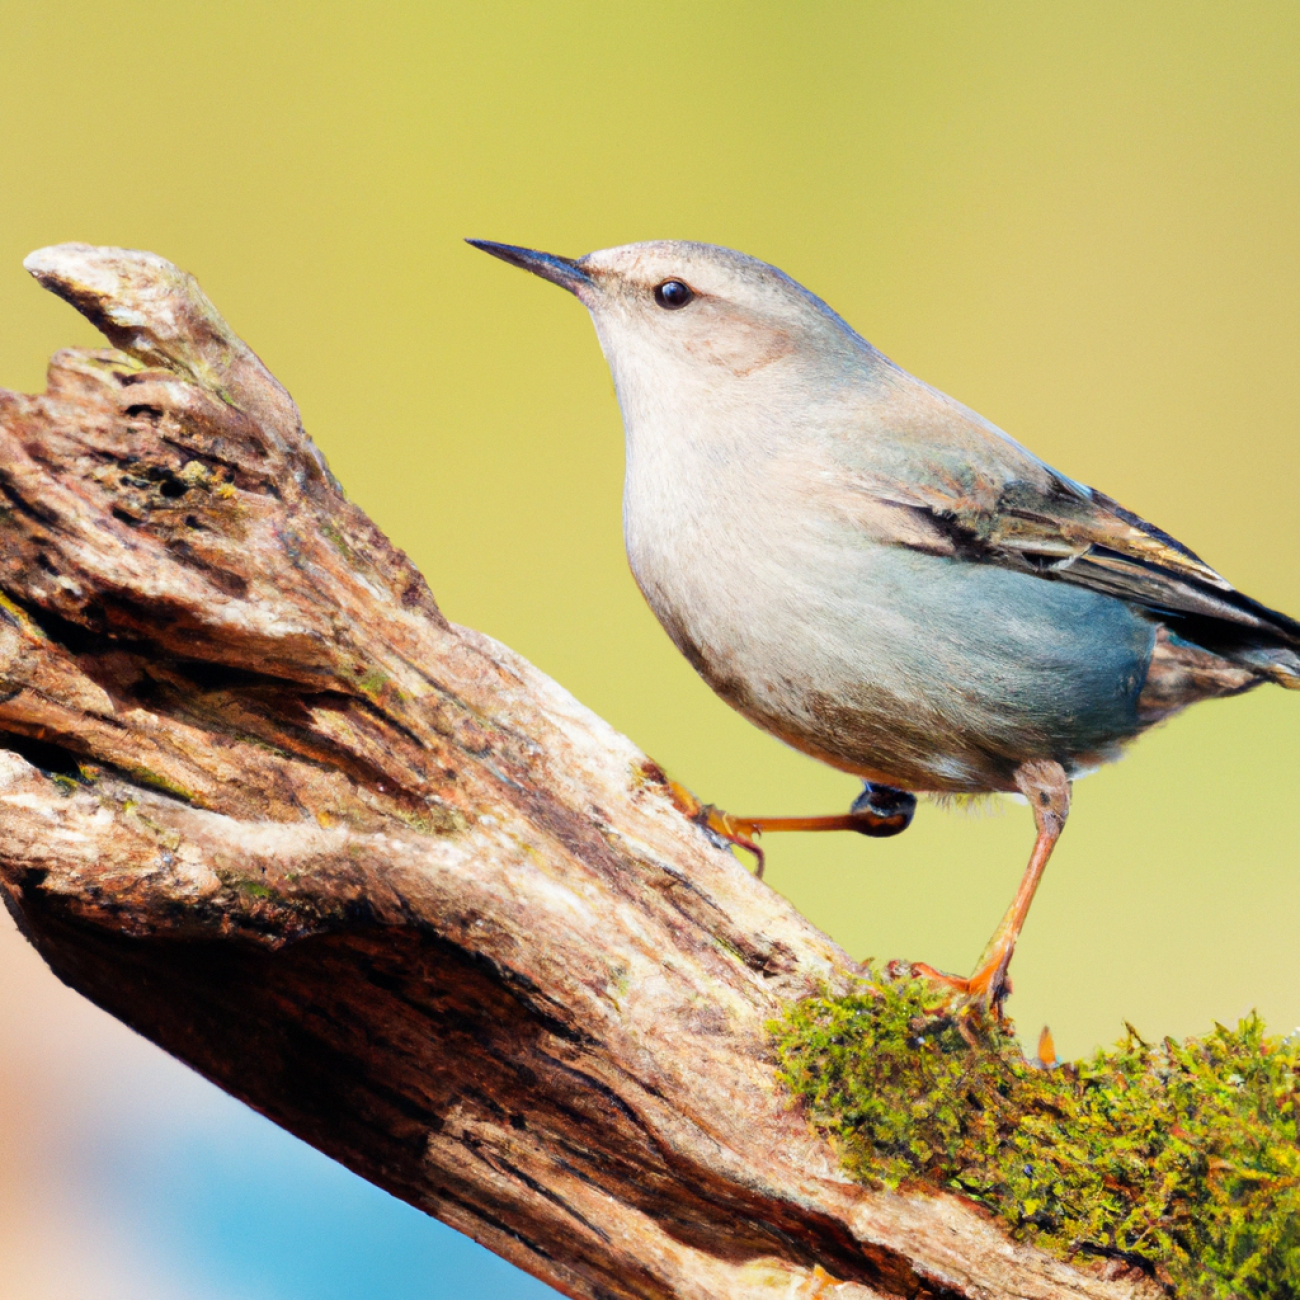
left=0, top=244, right=1158, bottom=1300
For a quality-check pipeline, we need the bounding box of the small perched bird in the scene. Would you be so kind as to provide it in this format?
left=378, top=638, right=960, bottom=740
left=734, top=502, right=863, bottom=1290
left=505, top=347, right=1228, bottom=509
left=470, top=237, right=1300, bottom=1014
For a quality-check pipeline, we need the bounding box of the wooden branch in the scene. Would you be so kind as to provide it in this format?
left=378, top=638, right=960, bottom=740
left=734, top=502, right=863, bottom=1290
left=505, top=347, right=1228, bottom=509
left=0, top=244, right=1157, bottom=1300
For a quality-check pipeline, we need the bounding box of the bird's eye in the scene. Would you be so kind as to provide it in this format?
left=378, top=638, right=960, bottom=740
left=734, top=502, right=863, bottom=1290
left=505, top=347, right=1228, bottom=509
left=653, top=280, right=694, bottom=309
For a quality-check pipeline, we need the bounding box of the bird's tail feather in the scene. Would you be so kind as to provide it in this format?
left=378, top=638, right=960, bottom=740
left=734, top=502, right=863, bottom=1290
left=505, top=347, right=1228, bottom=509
left=1234, top=645, right=1300, bottom=689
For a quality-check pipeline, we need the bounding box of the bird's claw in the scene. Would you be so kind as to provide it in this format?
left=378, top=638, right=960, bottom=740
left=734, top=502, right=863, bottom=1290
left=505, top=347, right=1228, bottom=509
left=667, top=780, right=767, bottom=876
left=906, top=958, right=1014, bottom=1031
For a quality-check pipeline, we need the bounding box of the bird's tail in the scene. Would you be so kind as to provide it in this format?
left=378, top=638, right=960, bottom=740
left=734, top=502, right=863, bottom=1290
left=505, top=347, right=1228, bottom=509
left=1164, top=587, right=1300, bottom=691
left=1231, top=642, right=1300, bottom=689
left=1139, top=625, right=1300, bottom=726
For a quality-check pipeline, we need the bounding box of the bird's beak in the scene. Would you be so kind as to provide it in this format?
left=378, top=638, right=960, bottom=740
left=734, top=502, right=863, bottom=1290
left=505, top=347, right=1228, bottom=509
left=466, top=239, right=593, bottom=297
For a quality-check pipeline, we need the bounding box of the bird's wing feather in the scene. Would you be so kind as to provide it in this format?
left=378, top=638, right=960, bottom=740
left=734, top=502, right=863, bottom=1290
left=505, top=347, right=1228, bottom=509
left=836, top=388, right=1300, bottom=643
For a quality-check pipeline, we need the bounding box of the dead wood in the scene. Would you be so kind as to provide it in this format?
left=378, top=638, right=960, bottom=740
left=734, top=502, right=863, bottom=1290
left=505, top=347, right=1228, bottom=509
left=0, top=244, right=1158, bottom=1300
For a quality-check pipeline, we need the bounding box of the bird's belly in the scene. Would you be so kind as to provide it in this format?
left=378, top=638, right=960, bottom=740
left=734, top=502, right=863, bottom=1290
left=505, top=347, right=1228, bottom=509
left=636, top=537, right=1156, bottom=793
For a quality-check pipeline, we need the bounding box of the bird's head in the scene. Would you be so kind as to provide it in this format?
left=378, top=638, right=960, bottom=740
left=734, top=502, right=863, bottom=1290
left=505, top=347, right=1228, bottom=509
left=468, top=239, right=876, bottom=425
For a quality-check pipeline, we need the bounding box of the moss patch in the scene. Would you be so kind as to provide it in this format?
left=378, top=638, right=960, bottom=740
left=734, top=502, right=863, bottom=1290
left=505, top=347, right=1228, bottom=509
left=770, top=968, right=1300, bottom=1296
left=128, top=765, right=198, bottom=803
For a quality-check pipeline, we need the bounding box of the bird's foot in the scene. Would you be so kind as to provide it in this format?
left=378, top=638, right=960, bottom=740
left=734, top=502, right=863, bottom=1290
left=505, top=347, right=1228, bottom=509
left=908, top=951, right=1014, bottom=1031
left=667, top=780, right=769, bottom=874
left=666, top=779, right=917, bottom=879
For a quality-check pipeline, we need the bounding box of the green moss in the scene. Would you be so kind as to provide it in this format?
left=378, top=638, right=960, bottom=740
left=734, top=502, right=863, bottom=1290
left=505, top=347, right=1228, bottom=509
left=392, top=805, right=459, bottom=835
left=128, top=765, right=197, bottom=803
left=712, top=933, right=749, bottom=966
left=770, top=969, right=1300, bottom=1296
left=0, top=588, right=45, bottom=638
left=357, top=669, right=387, bottom=696
left=319, top=520, right=355, bottom=563
left=343, top=662, right=403, bottom=705
left=608, top=965, right=632, bottom=1005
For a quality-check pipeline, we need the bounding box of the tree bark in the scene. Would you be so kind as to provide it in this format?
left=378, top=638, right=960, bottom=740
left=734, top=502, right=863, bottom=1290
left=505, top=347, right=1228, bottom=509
left=0, top=244, right=1156, bottom=1300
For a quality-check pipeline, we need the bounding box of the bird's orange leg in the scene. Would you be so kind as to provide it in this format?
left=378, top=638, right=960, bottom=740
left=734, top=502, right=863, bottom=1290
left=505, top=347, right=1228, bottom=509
left=913, top=759, right=1071, bottom=1019
left=667, top=779, right=916, bottom=879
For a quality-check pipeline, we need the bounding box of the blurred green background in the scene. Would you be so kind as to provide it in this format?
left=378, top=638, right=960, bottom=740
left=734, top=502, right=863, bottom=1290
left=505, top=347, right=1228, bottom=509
left=2, top=2, right=1298, bottom=1295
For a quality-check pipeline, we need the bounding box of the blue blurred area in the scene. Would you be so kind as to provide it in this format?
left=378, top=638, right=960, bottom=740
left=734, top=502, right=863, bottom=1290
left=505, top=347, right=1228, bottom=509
left=89, top=1089, right=558, bottom=1300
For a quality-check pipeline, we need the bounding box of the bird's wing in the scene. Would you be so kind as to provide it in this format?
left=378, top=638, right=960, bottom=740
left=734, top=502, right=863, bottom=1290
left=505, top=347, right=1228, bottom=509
left=836, top=398, right=1300, bottom=643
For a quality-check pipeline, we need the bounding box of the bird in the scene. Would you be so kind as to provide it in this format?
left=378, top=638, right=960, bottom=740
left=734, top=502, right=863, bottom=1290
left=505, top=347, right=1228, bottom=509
left=469, top=237, right=1300, bottom=1016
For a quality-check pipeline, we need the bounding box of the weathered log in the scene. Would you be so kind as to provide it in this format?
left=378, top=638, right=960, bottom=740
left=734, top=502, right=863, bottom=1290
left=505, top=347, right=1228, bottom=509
left=0, top=245, right=1156, bottom=1300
